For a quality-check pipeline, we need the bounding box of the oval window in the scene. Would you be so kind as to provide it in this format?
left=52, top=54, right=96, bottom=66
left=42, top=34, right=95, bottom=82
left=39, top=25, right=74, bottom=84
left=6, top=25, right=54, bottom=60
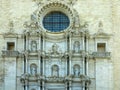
left=43, top=11, right=70, bottom=32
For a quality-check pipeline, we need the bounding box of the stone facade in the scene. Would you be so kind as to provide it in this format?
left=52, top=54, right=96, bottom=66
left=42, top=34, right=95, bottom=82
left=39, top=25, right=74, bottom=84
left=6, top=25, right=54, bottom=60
left=0, top=0, right=120, bottom=90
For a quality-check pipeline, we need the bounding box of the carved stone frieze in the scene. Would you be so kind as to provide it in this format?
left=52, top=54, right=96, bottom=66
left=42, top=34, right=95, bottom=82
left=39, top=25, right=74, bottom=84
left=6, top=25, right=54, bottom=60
left=20, top=73, right=45, bottom=84
left=35, top=0, right=78, bottom=6
left=46, top=76, right=64, bottom=82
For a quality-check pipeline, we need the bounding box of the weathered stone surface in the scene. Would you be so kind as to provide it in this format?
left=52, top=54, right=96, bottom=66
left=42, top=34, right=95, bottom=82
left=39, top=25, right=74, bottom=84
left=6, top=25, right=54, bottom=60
left=0, top=0, right=119, bottom=90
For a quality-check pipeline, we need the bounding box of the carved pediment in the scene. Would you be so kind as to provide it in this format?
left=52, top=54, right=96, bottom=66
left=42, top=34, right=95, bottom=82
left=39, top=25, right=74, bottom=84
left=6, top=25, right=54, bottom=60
left=93, top=21, right=112, bottom=39
left=93, top=31, right=112, bottom=39
left=3, top=32, right=18, bottom=38
left=3, top=21, right=18, bottom=38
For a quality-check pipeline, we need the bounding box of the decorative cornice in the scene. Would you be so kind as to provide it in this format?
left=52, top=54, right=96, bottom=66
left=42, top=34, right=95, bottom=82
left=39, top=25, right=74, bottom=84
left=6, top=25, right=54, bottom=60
left=36, top=0, right=78, bottom=6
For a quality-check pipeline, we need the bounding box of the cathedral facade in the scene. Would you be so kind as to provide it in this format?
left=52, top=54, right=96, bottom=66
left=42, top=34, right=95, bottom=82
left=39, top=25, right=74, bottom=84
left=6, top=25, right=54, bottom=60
left=0, top=0, right=118, bottom=90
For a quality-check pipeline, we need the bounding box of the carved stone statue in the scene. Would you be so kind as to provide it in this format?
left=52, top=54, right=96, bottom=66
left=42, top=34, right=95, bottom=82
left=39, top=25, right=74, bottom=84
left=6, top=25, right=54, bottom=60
left=51, top=43, right=58, bottom=54
left=74, top=41, right=80, bottom=53
left=30, top=64, right=37, bottom=75
left=74, top=65, right=80, bottom=76
left=31, top=41, right=37, bottom=52
left=52, top=65, right=59, bottom=77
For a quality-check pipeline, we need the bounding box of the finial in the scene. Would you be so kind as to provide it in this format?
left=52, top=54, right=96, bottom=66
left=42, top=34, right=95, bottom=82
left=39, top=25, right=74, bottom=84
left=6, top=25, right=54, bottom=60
left=9, top=21, right=14, bottom=33
left=98, top=21, right=104, bottom=33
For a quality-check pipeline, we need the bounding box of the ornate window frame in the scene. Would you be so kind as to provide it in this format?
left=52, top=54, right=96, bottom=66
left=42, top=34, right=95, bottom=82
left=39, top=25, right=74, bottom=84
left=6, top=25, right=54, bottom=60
left=35, top=2, right=78, bottom=33
left=96, top=41, right=107, bottom=52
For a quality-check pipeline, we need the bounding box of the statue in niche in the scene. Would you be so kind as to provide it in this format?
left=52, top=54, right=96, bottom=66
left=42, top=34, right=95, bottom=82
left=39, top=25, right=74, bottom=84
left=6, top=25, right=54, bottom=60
left=74, top=41, right=80, bottom=53
left=30, top=64, right=37, bottom=75
left=52, top=65, right=59, bottom=77
left=74, top=65, right=80, bottom=77
left=31, top=40, right=37, bottom=52
left=51, top=43, right=58, bottom=54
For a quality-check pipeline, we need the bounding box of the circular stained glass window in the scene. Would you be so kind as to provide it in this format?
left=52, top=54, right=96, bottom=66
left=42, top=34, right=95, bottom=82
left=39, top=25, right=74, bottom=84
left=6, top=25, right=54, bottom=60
left=43, top=11, right=70, bottom=32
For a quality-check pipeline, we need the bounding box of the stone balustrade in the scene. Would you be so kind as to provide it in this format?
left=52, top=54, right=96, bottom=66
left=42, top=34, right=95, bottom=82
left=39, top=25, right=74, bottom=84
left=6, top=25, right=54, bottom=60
left=92, top=52, right=111, bottom=58
left=2, top=50, right=19, bottom=57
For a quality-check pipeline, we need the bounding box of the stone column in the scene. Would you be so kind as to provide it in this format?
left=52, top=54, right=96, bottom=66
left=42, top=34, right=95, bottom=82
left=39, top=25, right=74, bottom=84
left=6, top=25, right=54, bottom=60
left=82, top=57, right=85, bottom=75
left=24, top=51, right=28, bottom=73
left=65, top=82, right=68, bottom=90
left=26, top=33, right=29, bottom=50
left=86, top=36, right=89, bottom=52
left=42, top=33, right=45, bottom=52
left=25, top=80, right=28, bottom=90
left=69, top=34, right=72, bottom=75
left=42, top=56, right=45, bottom=77
left=82, top=81, right=85, bottom=90
left=69, top=81, right=72, bottom=90
left=86, top=35, right=89, bottom=90
left=69, top=33, right=72, bottom=53
left=42, top=81, right=45, bottom=90
left=82, top=34, right=85, bottom=51
left=38, top=50, right=41, bottom=74
left=69, top=57, right=72, bottom=75
left=38, top=80, right=41, bottom=90
left=38, top=34, right=41, bottom=50
left=86, top=35, right=89, bottom=75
